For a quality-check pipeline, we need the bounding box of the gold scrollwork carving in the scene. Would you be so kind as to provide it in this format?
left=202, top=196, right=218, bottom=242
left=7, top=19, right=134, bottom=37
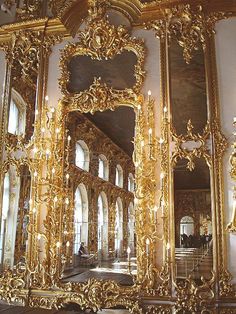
left=171, top=119, right=211, bottom=171
left=59, top=12, right=145, bottom=113
left=174, top=272, right=215, bottom=313
left=145, top=4, right=229, bottom=64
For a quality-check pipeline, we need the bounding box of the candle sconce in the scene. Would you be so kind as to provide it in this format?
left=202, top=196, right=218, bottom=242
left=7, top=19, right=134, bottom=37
left=28, top=96, right=73, bottom=284
left=227, top=118, right=236, bottom=233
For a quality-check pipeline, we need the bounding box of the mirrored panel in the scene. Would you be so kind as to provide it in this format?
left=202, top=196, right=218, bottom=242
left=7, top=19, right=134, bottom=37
left=62, top=107, right=136, bottom=285
left=169, top=39, right=214, bottom=281
left=174, top=159, right=213, bottom=280
left=0, top=165, right=31, bottom=270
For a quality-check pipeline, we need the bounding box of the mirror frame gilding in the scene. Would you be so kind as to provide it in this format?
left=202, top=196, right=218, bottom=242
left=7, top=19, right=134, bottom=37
left=0, top=1, right=236, bottom=313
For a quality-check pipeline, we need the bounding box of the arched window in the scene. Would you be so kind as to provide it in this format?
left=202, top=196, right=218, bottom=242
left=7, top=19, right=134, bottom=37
left=115, top=164, right=123, bottom=188
left=75, top=140, right=90, bottom=171
left=8, top=100, right=19, bottom=135
left=128, top=173, right=135, bottom=192
left=97, top=192, right=108, bottom=259
left=74, top=184, right=88, bottom=254
left=98, top=154, right=109, bottom=180
left=180, top=216, right=194, bottom=236
left=115, top=197, right=123, bottom=256
left=8, top=89, right=26, bottom=135
left=128, top=202, right=135, bottom=254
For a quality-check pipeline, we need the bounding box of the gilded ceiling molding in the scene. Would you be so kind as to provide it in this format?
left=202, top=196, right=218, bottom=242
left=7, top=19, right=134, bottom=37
left=171, top=119, right=211, bottom=171
left=59, top=12, right=145, bottom=113
left=145, top=4, right=229, bottom=63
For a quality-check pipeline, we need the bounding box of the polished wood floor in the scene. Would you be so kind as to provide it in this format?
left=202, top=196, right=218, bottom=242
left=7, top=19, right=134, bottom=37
left=63, top=247, right=213, bottom=284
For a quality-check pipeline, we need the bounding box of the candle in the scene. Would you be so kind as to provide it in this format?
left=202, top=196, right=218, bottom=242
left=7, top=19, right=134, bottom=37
left=33, top=146, right=38, bottom=157
left=66, top=173, right=70, bottom=186
left=56, top=128, right=60, bottom=140
left=66, top=241, right=70, bottom=255
left=33, top=171, right=38, bottom=181
left=54, top=196, right=58, bottom=206
left=45, top=149, right=50, bottom=161
left=67, top=135, right=71, bottom=145
left=160, top=172, right=165, bottom=189
left=127, top=246, right=131, bottom=261
left=41, top=127, right=45, bottom=137
left=56, top=241, right=61, bottom=254
left=65, top=198, right=69, bottom=209
left=148, top=90, right=151, bottom=102
left=153, top=205, right=158, bottom=220
left=163, top=106, right=167, bottom=118
left=159, top=138, right=164, bottom=154
left=148, top=128, right=152, bottom=145
left=141, top=140, right=145, bottom=155
left=146, top=238, right=150, bottom=255
left=52, top=167, right=55, bottom=180
left=32, top=207, right=37, bottom=214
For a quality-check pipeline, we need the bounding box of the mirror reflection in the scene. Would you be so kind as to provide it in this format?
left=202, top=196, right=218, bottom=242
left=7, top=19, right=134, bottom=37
left=67, top=51, right=138, bottom=93
left=170, top=39, right=213, bottom=280
left=63, top=107, right=136, bottom=285
left=174, top=159, right=213, bottom=280
left=0, top=165, right=30, bottom=270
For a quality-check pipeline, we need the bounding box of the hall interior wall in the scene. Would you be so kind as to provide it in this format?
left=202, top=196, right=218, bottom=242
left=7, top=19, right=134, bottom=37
left=67, top=112, right=134, bottom=258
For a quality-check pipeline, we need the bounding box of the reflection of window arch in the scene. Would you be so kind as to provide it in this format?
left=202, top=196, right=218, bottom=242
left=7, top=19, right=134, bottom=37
left=98, top=154, right=109, bottom=180
left=75, top=140, right=90, bottom=171
left=180, top=216, right=194, bottom=236
left=74, top=184, right=88, bottom=254
left=115, top=164, right=123, bottom=188
left=128, top=202, right=135, bottom=254
left=8, top=89, right=26, bottom=135
left=115, top=197, right=123, bottom=255
left=97, top=192, right=108, bottom=258
left=128, top=173, right=135, bottom=192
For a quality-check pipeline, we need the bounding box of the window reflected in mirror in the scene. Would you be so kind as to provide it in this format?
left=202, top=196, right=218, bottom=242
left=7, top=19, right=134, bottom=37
left=63, top=107, right=136, bottom=285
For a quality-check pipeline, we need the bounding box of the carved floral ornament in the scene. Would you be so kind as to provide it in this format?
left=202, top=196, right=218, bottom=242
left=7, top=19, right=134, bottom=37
left=145, top=4, right=229, bottom=64
left=59, top=15, right=145, bottom=113
left=171, top=119, right=211, bottom=171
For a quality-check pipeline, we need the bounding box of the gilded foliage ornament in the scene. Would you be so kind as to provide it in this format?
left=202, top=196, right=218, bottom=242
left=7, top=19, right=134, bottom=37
left=171, top=120, right=211, bottom=171
left=145, top=4, right=228, bottom=63
left=59, top=15, right=145, bottom=112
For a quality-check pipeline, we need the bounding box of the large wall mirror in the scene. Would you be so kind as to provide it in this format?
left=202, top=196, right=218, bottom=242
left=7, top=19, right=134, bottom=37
left=169, top=40, right=214, bottom=282
left=62, top=107, right=136, bottom=286
left=55, top=15, right=146, bottom=289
